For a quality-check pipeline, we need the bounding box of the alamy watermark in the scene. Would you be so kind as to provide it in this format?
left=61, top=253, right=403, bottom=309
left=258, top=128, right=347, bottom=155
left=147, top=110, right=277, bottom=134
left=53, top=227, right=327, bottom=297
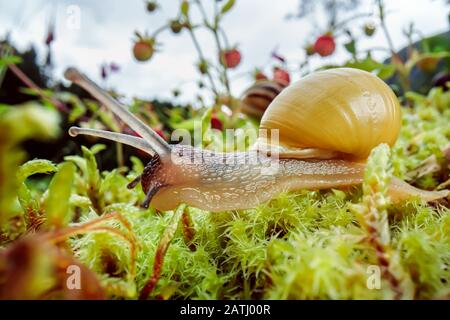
left=366, top=265, right=381, bottom=290
left=66, top=264, right=81, bottom=290
left=66, top=5, right=81, bottom=31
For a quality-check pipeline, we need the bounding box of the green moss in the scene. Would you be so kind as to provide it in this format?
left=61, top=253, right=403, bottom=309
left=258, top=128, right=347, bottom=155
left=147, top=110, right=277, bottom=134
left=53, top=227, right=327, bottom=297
left=1, top=87, right=449, bottom=299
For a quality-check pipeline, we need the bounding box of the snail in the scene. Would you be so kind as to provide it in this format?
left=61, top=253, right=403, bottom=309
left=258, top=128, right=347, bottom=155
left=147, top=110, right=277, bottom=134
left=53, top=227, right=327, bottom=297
left=240, top=80, right=287, bottom=118
left=64, top=67, right=448, bottom=212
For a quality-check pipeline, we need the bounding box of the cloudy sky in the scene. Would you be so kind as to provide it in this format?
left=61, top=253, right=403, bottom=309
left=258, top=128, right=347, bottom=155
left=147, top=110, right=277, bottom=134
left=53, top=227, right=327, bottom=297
left=0, top=0, right=448, bottom=105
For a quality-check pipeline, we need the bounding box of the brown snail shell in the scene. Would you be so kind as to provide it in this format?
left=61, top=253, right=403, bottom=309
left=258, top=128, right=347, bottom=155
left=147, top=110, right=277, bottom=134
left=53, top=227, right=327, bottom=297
left=240, top=80, right=287, bottom=118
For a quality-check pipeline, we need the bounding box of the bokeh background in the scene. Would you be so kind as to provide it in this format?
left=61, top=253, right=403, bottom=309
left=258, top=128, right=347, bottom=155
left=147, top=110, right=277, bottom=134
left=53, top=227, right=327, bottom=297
left=1, top=0, right=448, bottom=104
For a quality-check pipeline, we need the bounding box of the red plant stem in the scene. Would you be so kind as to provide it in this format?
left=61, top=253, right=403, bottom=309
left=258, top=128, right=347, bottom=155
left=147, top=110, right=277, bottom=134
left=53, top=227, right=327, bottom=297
left=181, top=208, right=196, bottom=251
left=139, top=204, right=186, bottom=300
left=43, top=212, right=137, bottom=278
left=8, top=63, right=69, bottom=113
left=366, top=231, right=403, bottom=299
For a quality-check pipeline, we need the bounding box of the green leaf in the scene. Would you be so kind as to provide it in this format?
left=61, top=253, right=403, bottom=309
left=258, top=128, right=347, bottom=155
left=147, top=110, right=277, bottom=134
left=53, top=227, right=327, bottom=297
left=45, top=162, right=75, bottom=229
left=57, top=92, right=87, bottom=123
left=17, top=160, right=58, bottom=222
left=344, top=40, right=356, bottom=55
left=0, top=55, right=22, bottom=67
left=344, top=56, right=395, bottom=80
left=64, top=155, right=87, bottom=176
left=70, top=194, right=92, bottom=209
left=181, top=0, right=189, bottom=17
left=220, top=0, right=235, bottom=14
left=82, top=146, right=103, bottom=213
left=17, top=159, right=57, bottom=184
left=1, top=103, right=60, bottom=144
left=130, top=156, right=144, bottom=174
left=0, top=104, right=10, bottom=114
left=171, top=118, right=195, bottom=131
left=0, top=104, right=60, bottom=228
left=90, top=143, right=107, bottom=155
left=82, top=146, right=101, bottom=187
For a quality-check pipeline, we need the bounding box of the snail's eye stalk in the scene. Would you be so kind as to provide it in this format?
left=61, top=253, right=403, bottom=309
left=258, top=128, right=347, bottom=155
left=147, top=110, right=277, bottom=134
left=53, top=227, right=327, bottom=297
left=141, top=183, right=162, bottom=209
left=69, top=127, right=156, bottom=156
left=64, top=67, right=171, bottom=157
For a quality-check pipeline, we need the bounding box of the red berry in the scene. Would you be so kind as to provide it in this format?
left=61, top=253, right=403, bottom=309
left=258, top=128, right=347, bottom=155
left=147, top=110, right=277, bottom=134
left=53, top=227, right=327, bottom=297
left=220, top=48, right=241, bottom=69
left=133, top=39, right=155, bottom=62
left=210, top=114, right=223, bottom=131
left=273, top=67, right=290, bottom=86
left=313, top=35, right=336, bottom=57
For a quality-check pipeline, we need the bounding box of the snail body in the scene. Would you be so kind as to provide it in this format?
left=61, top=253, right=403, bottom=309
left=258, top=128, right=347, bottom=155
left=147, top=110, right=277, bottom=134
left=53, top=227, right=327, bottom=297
left=65, top=68, right=448, bottom=212
left=137, top=145, right=365, bottom=211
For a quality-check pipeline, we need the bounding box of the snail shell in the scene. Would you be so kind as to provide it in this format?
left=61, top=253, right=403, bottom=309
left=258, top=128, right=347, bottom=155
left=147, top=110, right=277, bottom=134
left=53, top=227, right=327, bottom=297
left=240, top=80, right=287, bottom=118
left=258, top=68, right=402, bottom=161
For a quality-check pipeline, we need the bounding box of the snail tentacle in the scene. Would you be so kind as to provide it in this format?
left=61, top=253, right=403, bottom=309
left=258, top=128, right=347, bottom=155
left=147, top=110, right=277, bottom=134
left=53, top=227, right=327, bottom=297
left=127, top=175, right=141, bottom=189
left=64, top=68, right=171, bottom=157
left=142, top=182, right=164, bottom=209
left=69, top=126, right=156, bottom=156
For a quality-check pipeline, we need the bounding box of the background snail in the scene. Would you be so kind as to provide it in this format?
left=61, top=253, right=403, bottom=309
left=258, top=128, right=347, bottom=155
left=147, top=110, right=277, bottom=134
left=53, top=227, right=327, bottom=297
left=65, top=67, right=448, bottom=212
left=240, top=80, right=287, bottom=118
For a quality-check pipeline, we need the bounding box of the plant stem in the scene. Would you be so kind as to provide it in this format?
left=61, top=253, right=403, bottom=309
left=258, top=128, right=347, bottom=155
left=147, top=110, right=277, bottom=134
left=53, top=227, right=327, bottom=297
left=377, top=0, right=410, bottom=91
left=116, top=142, right=124, bottom=167
left=218, top=27, right=231, bottom=49
left=139, top=204, right=186, bottom=300
left=151, top=24, right=169, bottom=38
left=8, top=63, right=69, bottom=112
left=192, top=0, right=233, bottom=105
left=377, top=0, right=395, bottom=55
left=198, top=0, right=231, bottom=98
left=187, top=25, right=219, bottom=97
left=332, top=12, right=373, bottom=32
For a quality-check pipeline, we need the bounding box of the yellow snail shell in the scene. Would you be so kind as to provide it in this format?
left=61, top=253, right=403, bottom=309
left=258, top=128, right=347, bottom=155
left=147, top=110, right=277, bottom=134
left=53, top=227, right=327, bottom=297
left=258, top=68, right=402, bottom=161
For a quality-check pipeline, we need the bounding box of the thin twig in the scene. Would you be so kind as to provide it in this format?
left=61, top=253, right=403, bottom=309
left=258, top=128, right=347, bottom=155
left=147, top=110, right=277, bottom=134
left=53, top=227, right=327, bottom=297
left=196, top=0, right=231, bottom=97
left=8, top=63, right=69, bottom=112
left=187, top=26, right=219, bottom=97
left=139, top=204, right=186, bottom=300
left=377, top=0, right=395, bottom=55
